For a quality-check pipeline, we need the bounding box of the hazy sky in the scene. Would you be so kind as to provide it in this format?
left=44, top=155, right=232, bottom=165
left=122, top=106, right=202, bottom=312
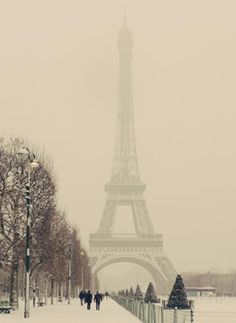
left=1, top=0, right=236, bottom=273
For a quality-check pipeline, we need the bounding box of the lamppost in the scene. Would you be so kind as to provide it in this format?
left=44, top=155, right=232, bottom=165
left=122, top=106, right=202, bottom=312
left=18, top=147, right=39, bottom=318
left=68, top=239, right=72, bottom=305
left=87, top=264, right=91, bottom=290
left=80, top=251, right=84, bottom=290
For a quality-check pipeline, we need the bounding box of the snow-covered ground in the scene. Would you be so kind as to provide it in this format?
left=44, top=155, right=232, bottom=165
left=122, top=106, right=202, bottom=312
left=193, top=297, right=236, bottom=323
left=0, top=299, right=141, bottom=323
left=1, top=297, right=236, bottom=323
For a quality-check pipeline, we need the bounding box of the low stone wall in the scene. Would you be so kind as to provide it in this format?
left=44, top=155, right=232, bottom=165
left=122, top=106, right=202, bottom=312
left=112, top=295, right=194, bottom=323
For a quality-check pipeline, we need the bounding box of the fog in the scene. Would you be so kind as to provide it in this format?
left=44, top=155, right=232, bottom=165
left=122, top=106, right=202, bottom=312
left=0, top=0, right=236, bottom=273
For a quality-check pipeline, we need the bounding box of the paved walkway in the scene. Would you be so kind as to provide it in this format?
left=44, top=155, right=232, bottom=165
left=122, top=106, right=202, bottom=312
left=1, top=299, right=141, bottom=323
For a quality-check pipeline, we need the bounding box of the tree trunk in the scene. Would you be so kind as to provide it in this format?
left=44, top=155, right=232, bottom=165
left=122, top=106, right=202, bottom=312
left=45, top=279, right=48, bottom=305
left=33, top=280, right=36, bottom=307
left=37, top=284, right=40, bottom=307
left=20, top=264, right=24, bottom=300
left=9, top=252, right=19, bottom=309
left=50, top=277, right=54, bottom=305
left=58, top=282, right=62, bottom=302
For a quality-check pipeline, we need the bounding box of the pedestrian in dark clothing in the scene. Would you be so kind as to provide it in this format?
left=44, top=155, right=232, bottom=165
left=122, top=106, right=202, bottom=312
left=85, top=290, right=93, bottom=310
left=105, top=291, right=109, bottom=299
left=79, top=290, right=85, bottom=306
left=94, top=291, right=103, bottom=310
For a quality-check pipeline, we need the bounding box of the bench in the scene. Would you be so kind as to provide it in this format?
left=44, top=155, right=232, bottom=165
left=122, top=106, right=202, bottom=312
left=0, top=306, right=13, bottom=314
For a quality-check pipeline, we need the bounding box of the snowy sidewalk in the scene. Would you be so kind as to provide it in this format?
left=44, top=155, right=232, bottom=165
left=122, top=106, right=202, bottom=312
left=0, top=299, right=141, bottom=323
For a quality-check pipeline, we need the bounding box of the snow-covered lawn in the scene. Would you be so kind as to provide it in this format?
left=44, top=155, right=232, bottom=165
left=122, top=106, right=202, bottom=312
left=0, top=299, right=141, bottom=323
left=194, top=297, right=236, bottom=323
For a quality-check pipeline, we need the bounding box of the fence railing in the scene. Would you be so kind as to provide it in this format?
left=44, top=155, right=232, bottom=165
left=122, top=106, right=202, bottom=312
left=112, top=295, right=194, bottom=323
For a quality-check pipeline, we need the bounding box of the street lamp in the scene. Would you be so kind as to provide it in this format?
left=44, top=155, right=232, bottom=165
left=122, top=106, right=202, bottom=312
left=18, top=147, right=39, bottom=318
left=87, top=264, right=91, bottom=290
left=68, top=239, right=72, bottom=305
left=80, top=251, right=84, bottom=290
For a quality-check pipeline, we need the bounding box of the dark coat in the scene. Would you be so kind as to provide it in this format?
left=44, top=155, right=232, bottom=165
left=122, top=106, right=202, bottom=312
left=79, top=291, right=85, bottom=299
left=85, top=292, right=93, bottom=304
left=94, top=293, right=102, bottom=304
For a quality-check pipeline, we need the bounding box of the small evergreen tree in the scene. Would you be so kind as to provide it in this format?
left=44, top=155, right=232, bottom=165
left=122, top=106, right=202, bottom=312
left=125, top=289, right=129, bottom=297
left=134, top=284, right=143, bottom=301
left=144, top=282, right=159, bottom=303
left=167, top=274, right=190, bottom=309
left=129, top=286, right=134, bottom=298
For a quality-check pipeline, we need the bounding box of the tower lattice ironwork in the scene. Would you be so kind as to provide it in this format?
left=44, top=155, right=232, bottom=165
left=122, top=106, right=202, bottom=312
left=89, top=20, right=176, bottom=293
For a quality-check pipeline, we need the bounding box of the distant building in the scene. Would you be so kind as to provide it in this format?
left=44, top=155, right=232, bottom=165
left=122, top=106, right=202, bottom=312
left=186, top=287, right=216, bottom=297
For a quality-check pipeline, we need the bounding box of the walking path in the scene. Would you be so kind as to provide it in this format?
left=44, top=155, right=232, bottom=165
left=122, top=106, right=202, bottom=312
left=1, top=298, right=141, bottom=323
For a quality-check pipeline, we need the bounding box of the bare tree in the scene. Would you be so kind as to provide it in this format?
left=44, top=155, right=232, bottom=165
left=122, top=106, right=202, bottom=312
left=68, top=228, right=80, bottom=297
left=0, top=136, right=92, bottom=308
left=0, top=137, right=57, bottom=307
left=43, top=210, right=70, bottom=303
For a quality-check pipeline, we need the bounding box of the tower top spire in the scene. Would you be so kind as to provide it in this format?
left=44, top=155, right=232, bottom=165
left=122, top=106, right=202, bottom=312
left=118, top=0, right=132, bottom=48
left=117, top=16, right=132, bottom=52
left=123, top=0, right=127, bottom=25
left=110, top=17, right=138, bottom=185
left=123, top=15, right=127, bottom=28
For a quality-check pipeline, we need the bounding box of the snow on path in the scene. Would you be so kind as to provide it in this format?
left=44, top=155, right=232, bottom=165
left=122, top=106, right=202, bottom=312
left=0, top=299, right=141, bottom=323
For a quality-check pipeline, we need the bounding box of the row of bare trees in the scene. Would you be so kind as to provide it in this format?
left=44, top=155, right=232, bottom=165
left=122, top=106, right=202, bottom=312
left=0, top=137, right=91, bottom=308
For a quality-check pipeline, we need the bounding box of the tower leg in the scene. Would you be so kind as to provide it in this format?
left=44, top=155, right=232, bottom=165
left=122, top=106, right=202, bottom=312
left=90, top=274, right=99, bottom=293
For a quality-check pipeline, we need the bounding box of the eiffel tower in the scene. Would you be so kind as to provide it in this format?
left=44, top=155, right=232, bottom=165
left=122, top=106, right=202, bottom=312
left=89, top=20, right=176, bottom=293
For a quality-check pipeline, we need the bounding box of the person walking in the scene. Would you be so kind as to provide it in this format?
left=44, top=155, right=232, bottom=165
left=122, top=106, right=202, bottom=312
left=79, top=290, right=85, bottom=306
left=85, top=290, right=93, bottom=310
left=94, top=291, right=103, bottom=310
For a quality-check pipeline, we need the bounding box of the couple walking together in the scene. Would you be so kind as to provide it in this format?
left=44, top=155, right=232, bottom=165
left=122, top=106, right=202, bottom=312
left=79, top=290, right=103, bottom=310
